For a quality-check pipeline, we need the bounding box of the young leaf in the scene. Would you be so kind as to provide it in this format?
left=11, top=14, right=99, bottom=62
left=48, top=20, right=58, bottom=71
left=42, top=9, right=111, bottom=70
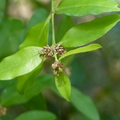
left=71, top=87, right=100, bottom=120
left=17, top=62, right=43, bottom=95
left=15, top=111, right=56, bottom=120
left=0, top=46, right=42, bottom=80
left=19, top=16, right=50, bottom=49
left=59, top=44, right=102, bottom=60
left=56, top=0, right=120, bottom=17
left=55, top=72, right=71, bottom=101
left=56, top=15, right=74, bottom=43
left=59, top=14, right=120, bottom=47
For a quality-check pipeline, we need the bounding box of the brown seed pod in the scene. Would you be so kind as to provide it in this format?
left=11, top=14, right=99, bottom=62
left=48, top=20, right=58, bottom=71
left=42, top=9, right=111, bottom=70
left=51, top=60, right=64, bottom=75
left=54, top=44, right=66, bottom=56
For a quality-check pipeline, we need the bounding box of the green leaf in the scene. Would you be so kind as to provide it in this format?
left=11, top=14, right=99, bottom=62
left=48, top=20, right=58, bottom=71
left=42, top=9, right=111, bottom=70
left=19, top=16, right=50, bottom=49
left=59, top=14, right=120, bottom=47
left=71, top=87, right=100, bottom=120
left=59, top=44, right=102, bottom=60
left=17, top=62, right=43, bottom=94
left=0, top=19, right=24, bottom=59
left=56, top=15, right=74, bottom=43
left=0, top=86, right=27, bottom=107
left=55, top=72, right=71, bottom=101
left=23, top=93, right=46, bottom=110
left=56, top=0, right=120, bottom=17
left=0, top=0, right=6, bottom=21
left=23, top=75, right=53, bottom=99
left=54, top=0, right=64, bottom=9
left=15, top=111, right=56, bottom=120
left=26, top=8, right=49, bottom=30
left=0, top=46, right=42, bottom=80
left=0, top=75, right=53, bottom=107
left=0, top=79, right=15, bottom=89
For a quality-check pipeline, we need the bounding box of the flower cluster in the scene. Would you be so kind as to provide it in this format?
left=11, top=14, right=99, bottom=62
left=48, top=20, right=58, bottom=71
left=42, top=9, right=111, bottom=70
left=51, top=60, right=63, bottom=75
left=39, top=45, right=53, bottom=58
left=39, top=44, right=66, bottom=75
left=54, top=44, right=66, bottom=56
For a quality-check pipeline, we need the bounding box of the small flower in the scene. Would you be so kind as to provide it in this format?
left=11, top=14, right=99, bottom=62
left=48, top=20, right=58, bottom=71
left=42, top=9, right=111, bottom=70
left=54, top=44, right=66, bottom=56
left=39, top=45, right=53, bottom=58
left=51, top=60, right=64, bottom=75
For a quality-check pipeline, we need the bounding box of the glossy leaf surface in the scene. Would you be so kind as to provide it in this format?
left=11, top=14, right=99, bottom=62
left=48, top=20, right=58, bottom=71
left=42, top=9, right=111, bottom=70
left=15, top=111, right=56, bottom=120
left=59, top=14, right=120, bottom=47
left=20, top=17, right=50, bottom=49
left=71, top=87, right=100, bottom=120
left=56, top=0, right=120, bottom=17
left=59, top=44, right=102, bottom=60
left=0, top=47, right=42, bottom=80
left=17, top=62, right=43, bottom=94
left=55, top=72, right=71, bottom=101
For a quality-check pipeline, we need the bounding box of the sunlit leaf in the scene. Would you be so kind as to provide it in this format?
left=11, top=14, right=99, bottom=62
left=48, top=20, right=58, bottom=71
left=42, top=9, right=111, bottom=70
left=19, top=16, right=50, bottom=49
left=56, top=0, right=120, bottom=17
left=54, top=0, right=63, bottom=9
left=59, top=14, right=120, bottom=47
left=55, top=72, right=71, bottom=101
left=0, top=47, right=42, bottom=80
left=0, top=0, right=6, bottom=21
left=59, top=44, right=102, bottom=60
left=15, top=111, right=56, bottom=120
left=71, top=87, right=100, bottom=120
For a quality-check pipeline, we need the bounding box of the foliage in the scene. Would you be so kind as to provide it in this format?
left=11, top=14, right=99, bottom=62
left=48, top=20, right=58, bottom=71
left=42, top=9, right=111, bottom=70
left=0, top=0, right=120, bottom=119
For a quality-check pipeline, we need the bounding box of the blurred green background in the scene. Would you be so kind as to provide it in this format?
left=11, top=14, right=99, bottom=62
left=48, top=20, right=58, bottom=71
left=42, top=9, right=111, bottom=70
left=0, top=0, right=120, bottom=120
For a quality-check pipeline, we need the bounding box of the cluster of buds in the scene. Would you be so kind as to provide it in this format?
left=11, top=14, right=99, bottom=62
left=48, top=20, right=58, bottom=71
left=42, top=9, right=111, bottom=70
left=39, top=44, right=66, bottom=58
left=51, top=61, right=64, bottom=75
left=39, top=45, right=66, bottom=75
left=54, top=44, right=66, bottom=56
left=39, top=45, right=53, bottom=58
left=0, top=106, right=7, bottom=116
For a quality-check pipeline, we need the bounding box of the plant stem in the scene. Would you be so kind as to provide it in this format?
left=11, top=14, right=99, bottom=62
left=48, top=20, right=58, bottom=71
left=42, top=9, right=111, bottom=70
left=51, top=0, right=56, bottom=45
left=51, top=0, right=58, bottom=61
